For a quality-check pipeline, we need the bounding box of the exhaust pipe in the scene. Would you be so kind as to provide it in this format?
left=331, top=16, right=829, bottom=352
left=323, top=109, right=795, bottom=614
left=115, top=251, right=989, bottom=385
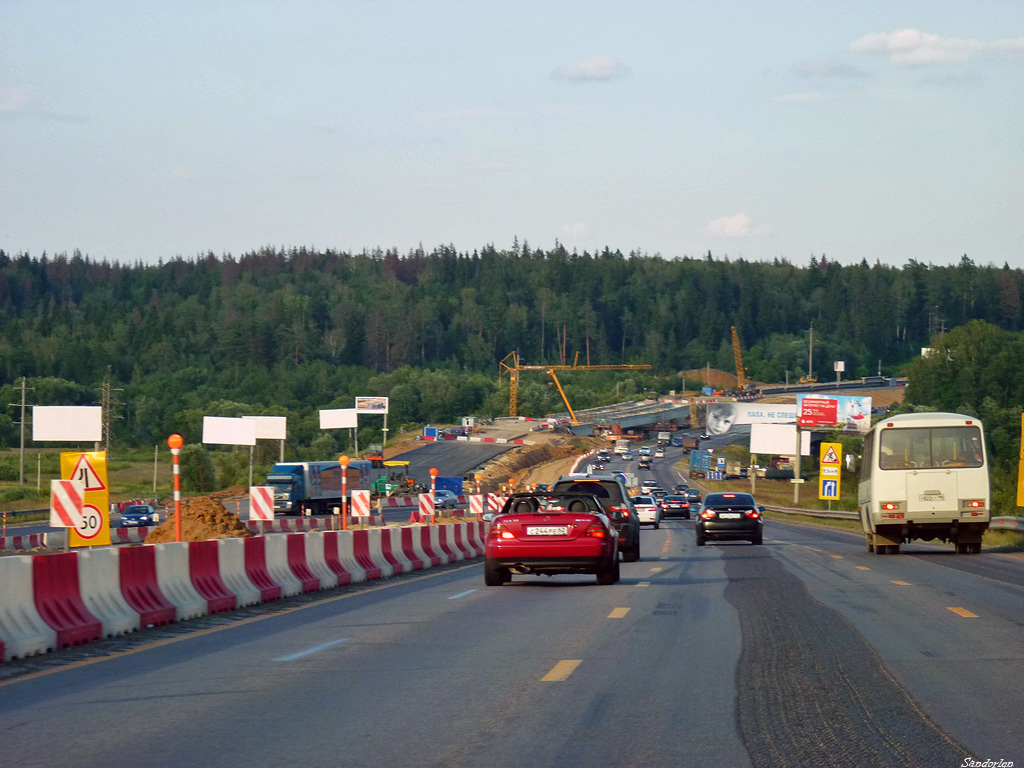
left=510, top=564, right=531, bottom=574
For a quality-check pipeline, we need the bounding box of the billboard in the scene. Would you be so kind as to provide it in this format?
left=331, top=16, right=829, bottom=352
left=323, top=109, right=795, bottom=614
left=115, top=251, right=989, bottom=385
left=202, top=416, right=258, bottom=446
left=749, top=424, right=811, bottom=456
left=320, top=408, right=359, bottom=429
left=705, top=403, right=798, bottom=436
left=33, top=406, right=103, bottom=442
left=796, top=394, right=872, bottom=433
left=355, top=396, right=389, bottom=414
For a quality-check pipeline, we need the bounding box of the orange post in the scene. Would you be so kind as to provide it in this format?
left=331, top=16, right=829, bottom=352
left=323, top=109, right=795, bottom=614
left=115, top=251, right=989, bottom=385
left=168, top=434, right=184, bottom=542
left=475, top=473, right=483, bottom=495
left=429, top=467, right=438, bottom=525
left=339, top=455, right=350, bottom=531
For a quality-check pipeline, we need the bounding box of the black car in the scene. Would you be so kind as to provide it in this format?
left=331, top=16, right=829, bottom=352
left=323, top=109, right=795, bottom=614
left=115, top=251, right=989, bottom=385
left=660, top=495, right=691, bottom=519
left=638, top=458, right=652, bottom=470
left=673, top=482, right=689, bottom=492
left=695, top=492, right=763, bottom=546
left=683, top=488, right=702, bottom=505
left=552, top=475, right=642, bottom=562
left=120, top=503, right=159, bottom=527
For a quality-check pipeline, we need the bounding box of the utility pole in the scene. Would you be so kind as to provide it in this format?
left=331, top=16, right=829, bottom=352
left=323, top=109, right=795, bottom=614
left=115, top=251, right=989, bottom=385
left=8, top=377, right=32, bottom=484
left=98, top=366, right=123, bottom=454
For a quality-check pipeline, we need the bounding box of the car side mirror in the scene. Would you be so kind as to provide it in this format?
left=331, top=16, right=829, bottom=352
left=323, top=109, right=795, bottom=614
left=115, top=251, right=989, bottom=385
left=482, top=513, right=496, bottom=523
left=758, top=505, right=766, bottom=513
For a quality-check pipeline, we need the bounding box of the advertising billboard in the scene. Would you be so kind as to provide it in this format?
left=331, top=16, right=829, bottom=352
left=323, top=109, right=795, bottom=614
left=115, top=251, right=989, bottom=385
left=705, top=403, right=798, bottom=436
left=355, top=396, right=389, bottom=414
left=796, top=394, right=872, bottom=433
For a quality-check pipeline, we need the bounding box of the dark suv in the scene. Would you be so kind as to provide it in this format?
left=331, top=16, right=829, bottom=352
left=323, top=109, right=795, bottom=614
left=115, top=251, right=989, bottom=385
left=695, top=492, right=763, bottom=546
left=551, top=475, right=641, bottom=561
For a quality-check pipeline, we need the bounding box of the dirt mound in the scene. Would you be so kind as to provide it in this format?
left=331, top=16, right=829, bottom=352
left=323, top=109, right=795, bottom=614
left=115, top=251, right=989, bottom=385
left=478, top=436, right=604, bottom=492
left=210, top=485, right=246, bottom=499
left=145, top=496, right=251, bottom=543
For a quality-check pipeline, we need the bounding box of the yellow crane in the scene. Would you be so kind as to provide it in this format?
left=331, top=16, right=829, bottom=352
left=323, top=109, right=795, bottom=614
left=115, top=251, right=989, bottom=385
left=547, top=369, right=579, bottom=425
left=498, top=351, right=652, bottom=417
left=731, top=326, right=747, bottom=391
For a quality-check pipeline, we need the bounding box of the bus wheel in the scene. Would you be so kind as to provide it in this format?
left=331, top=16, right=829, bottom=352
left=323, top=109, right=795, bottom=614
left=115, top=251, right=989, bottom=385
left=866, top=539, right=875, bottom=553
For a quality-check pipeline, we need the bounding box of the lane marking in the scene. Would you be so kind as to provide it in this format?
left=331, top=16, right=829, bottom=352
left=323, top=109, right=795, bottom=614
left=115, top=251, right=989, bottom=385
left=855, top=566, right=870, bottom=571
left=892, top=580, right=911, bottom=586
left=542, top=660, right=581, bottom=682
left=806, top=547, right=821, bottom=552
left=947, top=607, right=978, bottom=618
left=637, top=581, right=650, bottom=588
left=448, top=590, right=476, bottom=599
left=660, top=556, right=668, bottom=560
left=608, top=607, right=630, bottom=619
left=275, top=638, right=348, bottom=662
left=651, top=567, right=662, bottom=572
left=831, top=555, right=843, bottom=559
left=0, top=560, right=482, bottom=689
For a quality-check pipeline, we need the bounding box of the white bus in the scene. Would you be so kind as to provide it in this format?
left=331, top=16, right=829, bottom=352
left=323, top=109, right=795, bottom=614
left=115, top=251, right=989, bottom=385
left=857, top=412, right=989, bottom=554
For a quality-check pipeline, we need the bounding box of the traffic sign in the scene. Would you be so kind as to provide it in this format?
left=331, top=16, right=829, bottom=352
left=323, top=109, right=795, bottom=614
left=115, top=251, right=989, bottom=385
left=351, top=489, right=371, bottom=517
left=68, top=454, right=107, bottom=491
left=819, top=442, right=842, bottom=501
left=61, top=451, right=111, bottom=547
left=821, top=479, right=838, bottom=499
left=50, top=479, right=85, bottom=528
left=250, top=486, right=275, bottom=521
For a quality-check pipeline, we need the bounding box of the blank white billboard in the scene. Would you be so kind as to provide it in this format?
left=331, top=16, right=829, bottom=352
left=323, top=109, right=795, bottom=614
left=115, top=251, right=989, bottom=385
left=203, top=416, right=257, bottom=446
left=243, top=415, right=288, bottom=440
left=320, top=408, right=358, bottom=429
left=750, top=424, right=811, bottom=456
left=33, top=406, right=102, bottom=442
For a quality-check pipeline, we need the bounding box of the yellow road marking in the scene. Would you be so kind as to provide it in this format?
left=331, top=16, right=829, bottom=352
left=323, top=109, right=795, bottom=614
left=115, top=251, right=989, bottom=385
left=855, top=566, right=870, bottom=571
left=651, top=567, right=662, bottom=572
left=608, top=607, right=630, bottom=619
left=831, top=555, right=843, bottom=559
left=892, top=580, right=911, bottom=586
left=807, top=547, right=821, bottom=551
left=637, top=581, right=650, bottom=587
left=947, top=607, right=978, bottom=618
left=542, top=660, right=581, bottom=681
left=0, top=561, right=482, bottom=689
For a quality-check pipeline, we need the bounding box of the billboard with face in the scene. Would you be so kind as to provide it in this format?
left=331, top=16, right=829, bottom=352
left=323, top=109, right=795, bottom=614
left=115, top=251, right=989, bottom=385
left=704, top=403, right=799, bottom=435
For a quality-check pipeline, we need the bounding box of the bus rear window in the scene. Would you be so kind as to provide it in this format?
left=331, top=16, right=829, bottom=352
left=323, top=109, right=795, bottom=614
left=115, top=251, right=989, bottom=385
left=879, top=426, right=983, bottom=470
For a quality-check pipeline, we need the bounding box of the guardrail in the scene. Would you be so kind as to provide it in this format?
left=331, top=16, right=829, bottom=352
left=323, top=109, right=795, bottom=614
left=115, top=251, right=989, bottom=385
left=990, top=516, right=1024, bottom=530
left=764, top=505, right=859, bottom=520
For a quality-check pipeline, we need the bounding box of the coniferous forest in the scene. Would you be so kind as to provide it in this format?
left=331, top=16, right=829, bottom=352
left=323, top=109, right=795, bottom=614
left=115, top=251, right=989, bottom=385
left=0, top=245, right=1021, bottom=463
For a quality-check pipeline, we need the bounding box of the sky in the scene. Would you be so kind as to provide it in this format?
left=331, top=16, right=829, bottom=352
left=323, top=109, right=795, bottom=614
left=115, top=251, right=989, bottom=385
left=1, top=0, right=1022, bottom=267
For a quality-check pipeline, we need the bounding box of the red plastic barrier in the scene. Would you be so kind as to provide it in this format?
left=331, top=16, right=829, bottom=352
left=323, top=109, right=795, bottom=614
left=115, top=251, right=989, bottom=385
left=188, top=541, right=237, bottom=614
left=437, top=526, right=460, bottom=562
left=351, top=530, right=382, bottom=580
left=400, top=527, right=425, bottom=570
left=321, top=532, right=353, bottom=586
left=242, top=537, right=282, bottom=602
left=32, top=553, right=102, bottom=649
left=418, top=527, right=442, bottom=567
left=118, top=546, right=176, bottom=627
left=453, top=524, right=475, bottom=559
left=286, top=534, right=320, bottom=592
left=379, top=530, right=404, bottom=574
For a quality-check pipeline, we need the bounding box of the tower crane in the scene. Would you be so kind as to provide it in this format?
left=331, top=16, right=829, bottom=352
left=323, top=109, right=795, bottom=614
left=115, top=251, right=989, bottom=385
left=731, top=326, right=747, bottom=391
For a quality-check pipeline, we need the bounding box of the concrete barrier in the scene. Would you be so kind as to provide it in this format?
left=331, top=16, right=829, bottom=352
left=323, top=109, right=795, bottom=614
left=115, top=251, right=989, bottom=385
left=365, top=529, right=395, bottom=578
left=0, top=556, right=56, bottom=661
left=451, top=523, right=474, bottom=560
left=243, top=536, right=282, bottom=602
left=32, top=553, right=102, bottom=649
left=383, top=527, right=412, bottom=574
left=335, top=530, right=367, bottom=584
left=400, top=526, right=426, bottom=571
left=153, top=542, right=208, bottom=621
left=263, top=534, right=304, bottom=597
left=303, top=530, right=338, bottom=590
left=216, top=538, right=262, bottom=608
left=427, top=526, right=450, bottom=566
left=78, top=547, right=140, bottom=637
left=321, top=531, right=353, bottom=586
left=118, top=545, right=177, bottom=627
left=286, top=533, right=321, bottom=592
left=351, top=530, right=382, bottom=580
left=418, top=526, right=442, bottom=567
left=437, top=525, right=462, bottom=562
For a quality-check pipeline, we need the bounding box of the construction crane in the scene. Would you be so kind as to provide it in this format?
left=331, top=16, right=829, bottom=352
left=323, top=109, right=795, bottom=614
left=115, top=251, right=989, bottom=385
left=497, top=351, right=652, bottom=418
left=731, top=326, right=747, bottom=391
left=547, top=369, right=579, bottom=425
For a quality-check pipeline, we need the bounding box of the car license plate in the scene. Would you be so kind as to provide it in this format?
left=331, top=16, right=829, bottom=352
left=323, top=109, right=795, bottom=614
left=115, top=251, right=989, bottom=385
left=719, top=512, right=742, bottom=519
left=527, top=526, right=569, bottom=536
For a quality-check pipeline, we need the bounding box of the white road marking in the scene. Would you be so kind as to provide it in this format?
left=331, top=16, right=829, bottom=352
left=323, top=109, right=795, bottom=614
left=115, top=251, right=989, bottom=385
left=448, top=590, right=476, bottom=599
left=275, top=639, right=349, bottom=662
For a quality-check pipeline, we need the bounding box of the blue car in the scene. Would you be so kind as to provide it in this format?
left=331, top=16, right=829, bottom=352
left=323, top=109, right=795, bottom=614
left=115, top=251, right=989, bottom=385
left=120, top=504, right=159, bottom=527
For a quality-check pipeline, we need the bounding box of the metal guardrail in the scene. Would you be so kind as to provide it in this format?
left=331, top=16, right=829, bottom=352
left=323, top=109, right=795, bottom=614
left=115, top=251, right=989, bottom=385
left=2, top=507, right=48, bottom=520
left=990, top=516, right=1024, bottom=530
left=764, top=505, right=859, bottom=520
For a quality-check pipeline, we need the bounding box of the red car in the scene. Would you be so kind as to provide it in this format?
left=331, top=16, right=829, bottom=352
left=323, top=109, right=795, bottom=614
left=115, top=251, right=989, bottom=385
left=484, top=493, right=620, bottom=586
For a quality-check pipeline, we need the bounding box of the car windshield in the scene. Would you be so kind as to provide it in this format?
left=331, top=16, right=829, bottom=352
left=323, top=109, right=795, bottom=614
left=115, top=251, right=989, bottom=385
left=705, top=493, right=755, bottom=508
left=665, top=496, right=686, bottom=502
left=552, top=479, right=625, bottom=505
left=124, top=506, right=150, bottom=514
left=502, top=494, right=605, bottom=515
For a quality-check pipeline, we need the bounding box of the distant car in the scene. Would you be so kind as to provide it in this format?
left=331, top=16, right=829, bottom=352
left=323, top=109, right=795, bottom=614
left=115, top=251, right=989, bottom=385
left=661, top=495, right=691, bottom=519
left=654, top=448, right=665, bottom=458
left=551, top=475, right=641, bottom=562
left=638, top=446, right=652, bottom=456
left=597, top=452, right=612, bottom=462
left=638, top=458, right=652, bottom=470
left=120, top=504, right=159, bottom=527
left=484, top=493, right=620, bottom=586
left=651, top=489, right=667, bottom=501
left=673, top=482, right=689, bottom=492
left=632, top=495, right=661, bottom=529
left=695, top=492, right=763, bottom=546
left=640, top=482, right=659, bottom=494
left=433, top=489, right=459, bottom=510
left=590, top=462, right=605, bottom=472
left=622, top=452, right=634, bottom=461
left=683, top=488, right=702, bottom=505
left=700, top=433, right=710, bottom=440
left=670, top=437, right=684, bottom=447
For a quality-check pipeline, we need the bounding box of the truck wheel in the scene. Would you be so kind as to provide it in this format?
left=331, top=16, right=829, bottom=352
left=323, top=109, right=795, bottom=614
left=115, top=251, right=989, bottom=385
left=866, top=539, right=875, bottom=553
left=970, top=542, right=982, bottom=554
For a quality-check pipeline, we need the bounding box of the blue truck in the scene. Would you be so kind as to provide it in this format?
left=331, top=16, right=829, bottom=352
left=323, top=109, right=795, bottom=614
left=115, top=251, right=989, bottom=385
left=434, top=476, right=463, bottom=495
left=688, top=450, right=713, bottom=479
left=265, top=460, right=373, bottom=515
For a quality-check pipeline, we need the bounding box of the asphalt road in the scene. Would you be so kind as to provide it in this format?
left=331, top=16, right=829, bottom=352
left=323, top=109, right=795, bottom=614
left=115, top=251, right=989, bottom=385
left=3, top=445, right=1024, bottom=766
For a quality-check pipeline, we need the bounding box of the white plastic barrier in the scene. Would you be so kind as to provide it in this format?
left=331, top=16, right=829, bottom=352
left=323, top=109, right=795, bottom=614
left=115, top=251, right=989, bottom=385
left=262, top=534, right=304, bottom=597
left=428, top=525, right=450, bottom=565
left=153, top=542, right=207, bottom=621
left=442, top=523, right=467, bottom=562
left=365, top=529, right=394, bottom=579
left=409, top=525, right=432, bottom=569
left=335, top=530, right=367, bottom=584
left=386, top=527, right=414, bottom=574
left=466, top=521, right=485, bottom=557
left=304, top=531, right=338, bottom=590
left=78, top=547, right=140, bottom=637
left=0, top=556, right=57, bottom=661
left=216, top=538, right=262, bottom=607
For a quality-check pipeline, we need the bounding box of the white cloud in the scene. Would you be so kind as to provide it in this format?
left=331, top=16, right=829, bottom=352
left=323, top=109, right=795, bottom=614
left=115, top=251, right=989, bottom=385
left=551, top=55, right=629, bottom=81
left=0, top=85, right=34, bottom=112
left=560, top=221, right=589, bottom=239
left=708, top=213, right=767, bottom=238
left=773, top=92, right=824, bottom=104
left=850, top=29, right=1024, bottom=65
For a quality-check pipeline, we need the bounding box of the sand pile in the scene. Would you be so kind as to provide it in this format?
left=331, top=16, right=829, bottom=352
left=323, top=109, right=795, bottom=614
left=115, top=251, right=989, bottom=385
left=145, top=496, right=251, bottom=543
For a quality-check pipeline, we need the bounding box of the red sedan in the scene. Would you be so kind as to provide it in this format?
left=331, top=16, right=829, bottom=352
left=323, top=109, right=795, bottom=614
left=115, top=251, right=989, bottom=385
left=484, top=493, right=620, bottom=586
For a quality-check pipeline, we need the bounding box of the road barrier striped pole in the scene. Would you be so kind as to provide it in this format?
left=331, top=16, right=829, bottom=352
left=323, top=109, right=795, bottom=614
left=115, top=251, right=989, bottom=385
left=340, top=454, right=350, bottom=531
left=429, top=467, right=438, bottom=525
left=168, top=434, right=184, bottom=542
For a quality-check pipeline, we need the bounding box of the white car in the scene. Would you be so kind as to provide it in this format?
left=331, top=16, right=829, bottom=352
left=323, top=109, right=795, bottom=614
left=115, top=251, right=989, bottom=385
left=654, top=449, right=665, bottom=458
left=433, top=490, right=459, bottom=509
left=632, top=495, right=661, bottom=529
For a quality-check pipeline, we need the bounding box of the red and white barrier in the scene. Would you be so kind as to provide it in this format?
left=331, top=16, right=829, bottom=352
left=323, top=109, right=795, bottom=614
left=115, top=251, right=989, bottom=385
left=416, top=493, right=435, bottom=523
left=153, top=542, right=208, bottom=621
left=469, top=495, right=484, bottom=519
left=262, top=534, right=304, bottom=597
left=0, top=556, right=56, bottom=661
left=351, top=490, right=371, bottom=518
left=216, top=538, right=263, bottom=608
left=384, top=527, right=413, bottom=574
left=109, top=527, right=150, bottom=545
left=78, top=547, right=140, bottom=637
left=304, top=531, right=338, bottom=590
left=249, top=486, right=275, bottom=522
left=0, top=532, right=50, bottom=552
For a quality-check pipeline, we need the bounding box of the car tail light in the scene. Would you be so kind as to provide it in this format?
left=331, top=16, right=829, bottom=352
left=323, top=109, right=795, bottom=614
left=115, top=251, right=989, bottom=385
left=488, top=522, right=514, bottom=539
left=745, top=510, right=760, bottom=519
left=584, top=521, right=606, bottom=538
left=700, top=510, right=716, bottom=520
left=608, top=506, right=629, bottom=518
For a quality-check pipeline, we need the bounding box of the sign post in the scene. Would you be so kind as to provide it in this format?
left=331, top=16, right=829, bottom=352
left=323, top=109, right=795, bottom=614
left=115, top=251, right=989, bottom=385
left=339, top=455, right=350, bottom=531
left=1017, top=414, right=1024, bottom=507
left=168, top=435, right=183, bottom=542
left=819, top=442, right=842, bottom=501
left=429, top=467, right=438, bottom=524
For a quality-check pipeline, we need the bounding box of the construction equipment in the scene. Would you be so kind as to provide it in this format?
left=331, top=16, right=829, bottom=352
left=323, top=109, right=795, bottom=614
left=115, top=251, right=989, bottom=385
left=731, top=326, right=747, bottom=391
left=547, top=369, right=579, bottom=425
left=497, top=352, right=651, bottom=417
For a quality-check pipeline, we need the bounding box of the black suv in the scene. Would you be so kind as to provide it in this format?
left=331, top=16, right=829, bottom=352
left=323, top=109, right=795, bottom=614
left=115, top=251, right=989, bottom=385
left=695, top=492, right=763, bottom=546
left=552, top=475, right=642, bottom=561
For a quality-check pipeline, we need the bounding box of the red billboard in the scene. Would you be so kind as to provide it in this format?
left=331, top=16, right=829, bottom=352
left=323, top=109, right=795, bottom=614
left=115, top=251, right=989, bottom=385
left=798, top=396, right=838, bottom=427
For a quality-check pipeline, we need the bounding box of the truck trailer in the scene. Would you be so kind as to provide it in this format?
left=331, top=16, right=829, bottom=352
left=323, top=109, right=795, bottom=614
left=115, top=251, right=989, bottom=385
left=265, top=460, right=373, bottom=515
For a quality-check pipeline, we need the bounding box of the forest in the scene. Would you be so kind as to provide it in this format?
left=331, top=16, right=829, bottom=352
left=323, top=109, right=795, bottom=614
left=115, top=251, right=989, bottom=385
left=0, top=245, right=1021, bottom=467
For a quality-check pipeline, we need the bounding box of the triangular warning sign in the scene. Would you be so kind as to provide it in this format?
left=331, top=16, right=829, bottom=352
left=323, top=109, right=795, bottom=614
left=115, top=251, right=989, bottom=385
left=69, top=454, right=107, bottom=492
left=822, top=446, right=840, bottom=464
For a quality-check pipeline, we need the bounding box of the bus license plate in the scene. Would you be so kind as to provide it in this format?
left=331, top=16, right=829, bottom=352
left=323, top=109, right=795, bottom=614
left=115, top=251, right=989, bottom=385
left=528, top=526, right=568, bottom=536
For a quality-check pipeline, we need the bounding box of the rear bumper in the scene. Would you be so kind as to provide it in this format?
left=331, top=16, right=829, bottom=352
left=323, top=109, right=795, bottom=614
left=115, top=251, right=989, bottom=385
left=486, top=555, right=609, bottom=574
left=698, top=521, right=762, bottom=539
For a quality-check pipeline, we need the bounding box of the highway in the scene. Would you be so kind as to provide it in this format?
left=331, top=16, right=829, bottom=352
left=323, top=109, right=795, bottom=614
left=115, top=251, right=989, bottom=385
left=3, top=445, right=1024, bottom=766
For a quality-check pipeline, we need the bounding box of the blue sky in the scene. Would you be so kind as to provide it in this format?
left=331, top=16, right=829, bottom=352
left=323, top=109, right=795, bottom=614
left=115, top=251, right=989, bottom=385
left=1, top=1, right=1022, bottom=266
